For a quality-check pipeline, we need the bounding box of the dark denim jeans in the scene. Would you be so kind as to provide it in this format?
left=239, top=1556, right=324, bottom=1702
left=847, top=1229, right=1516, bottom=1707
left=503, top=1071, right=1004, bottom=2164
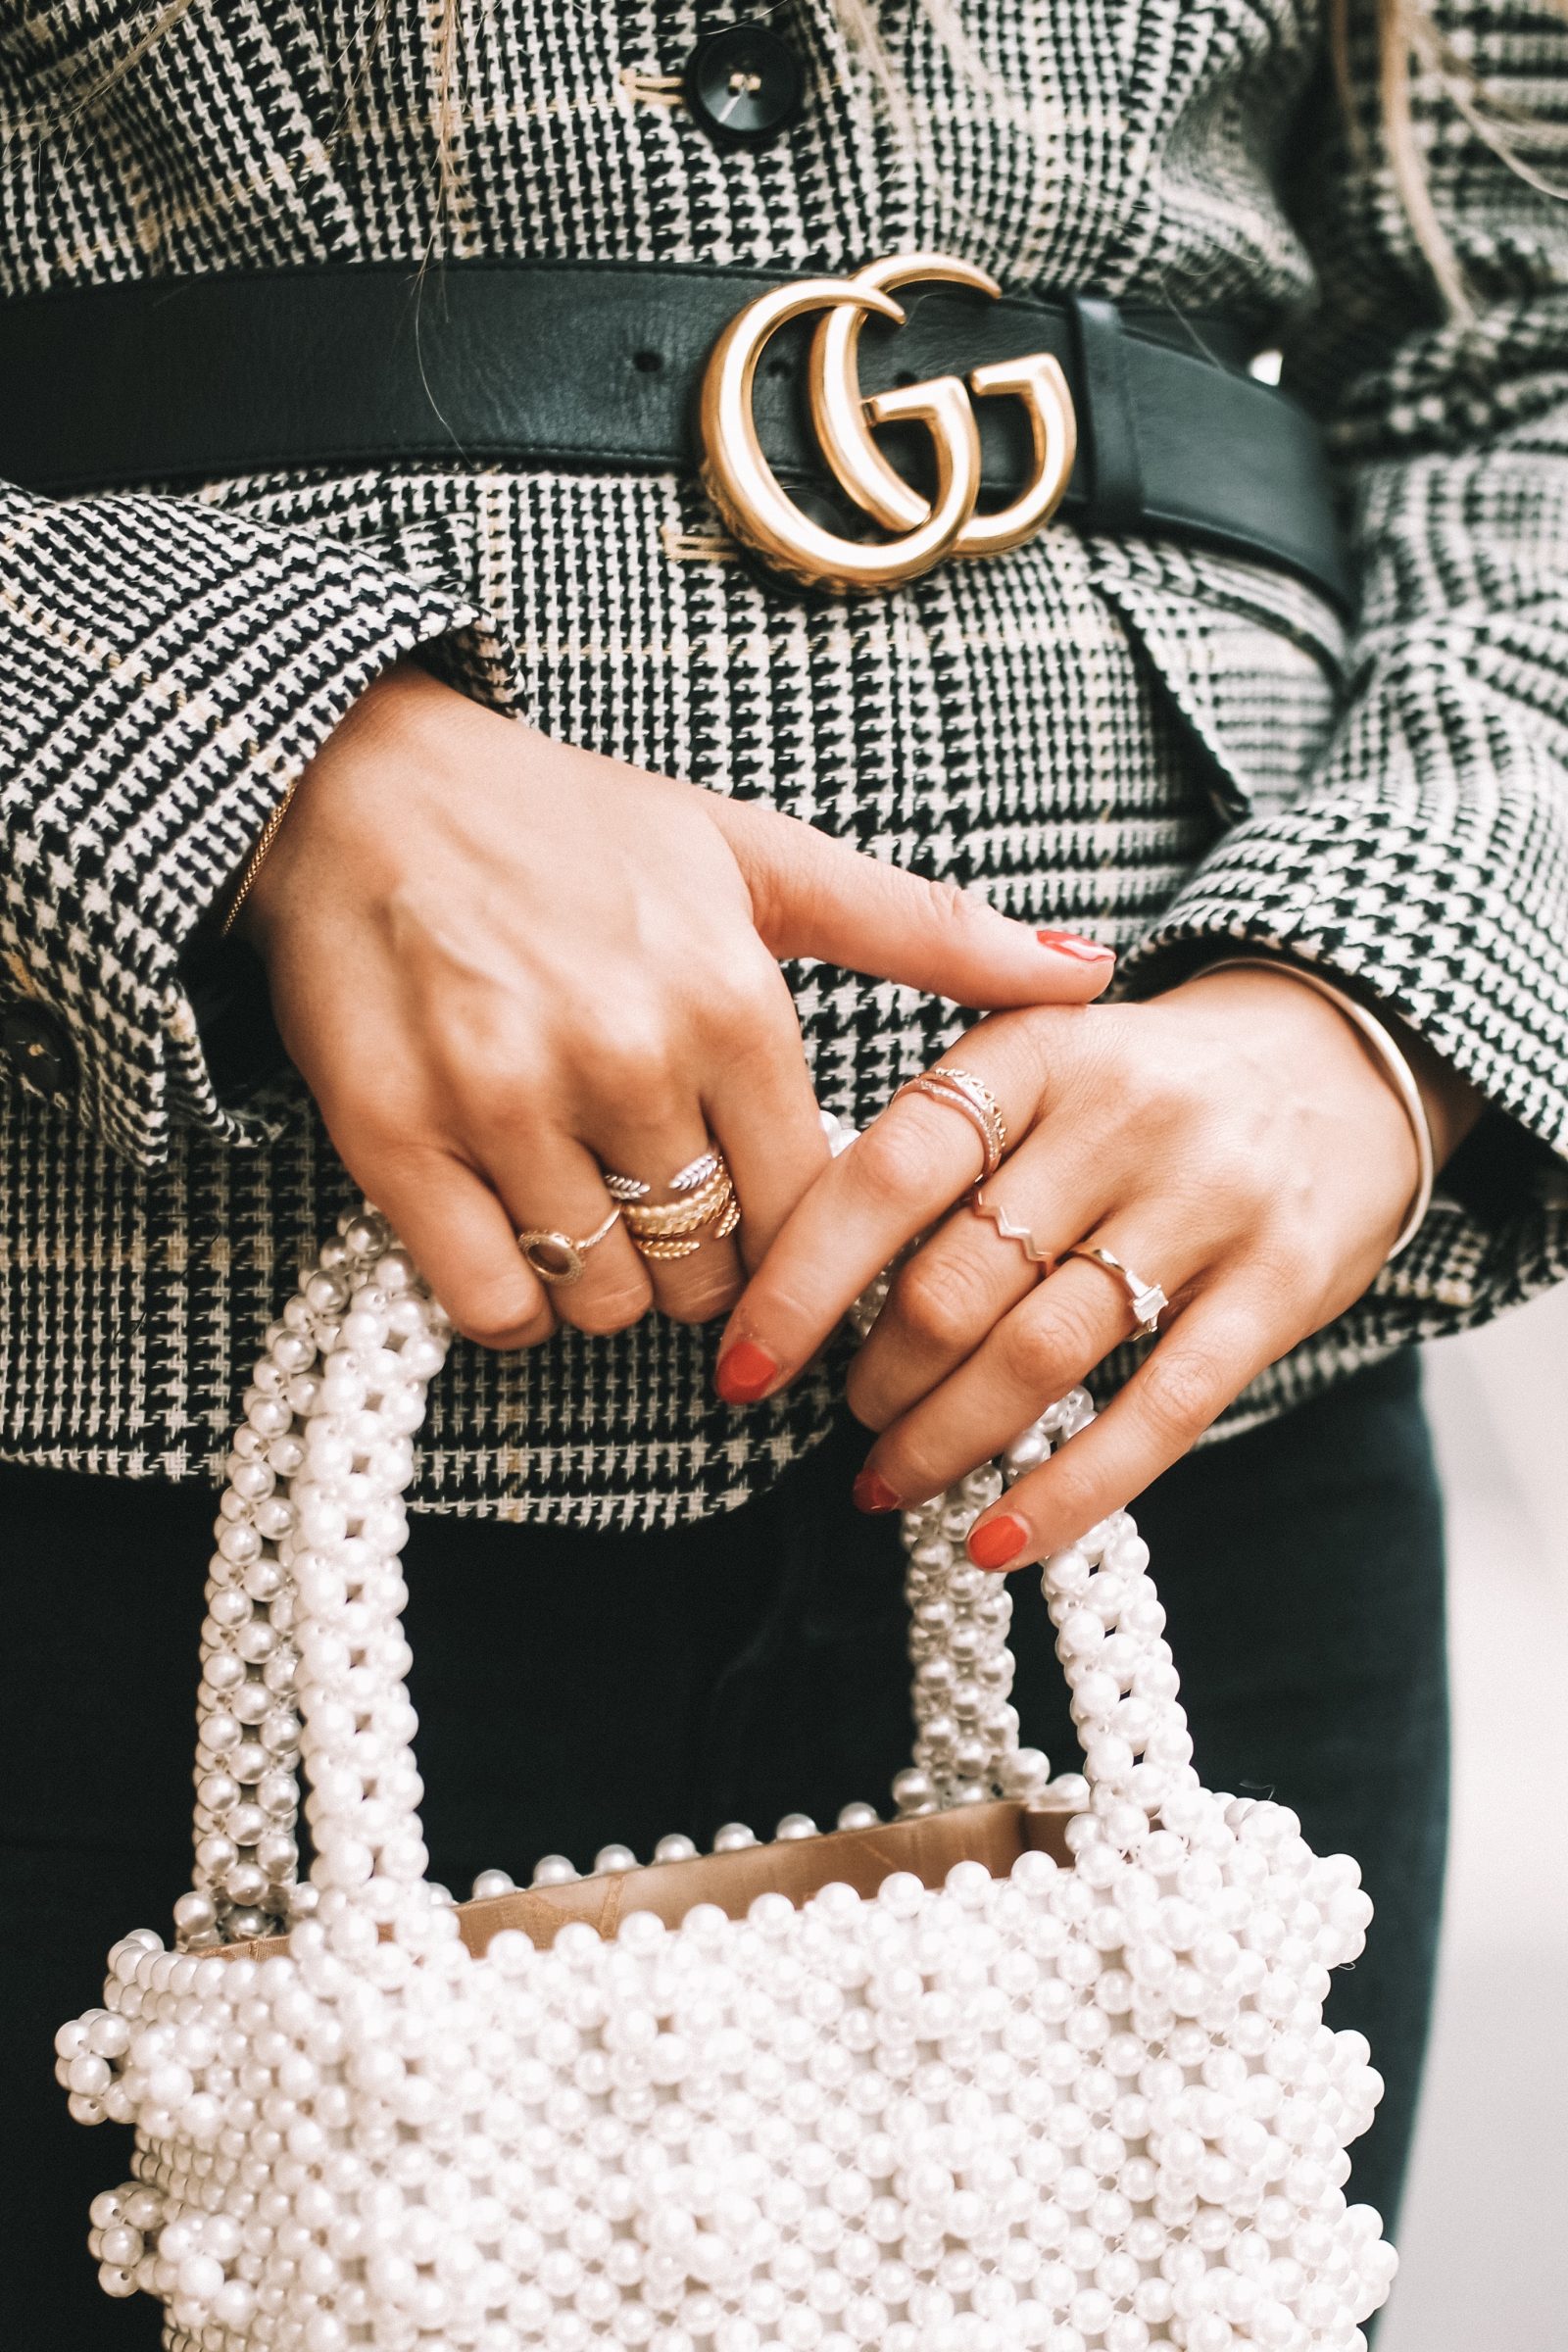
left=1, top=1351, right=1446, bottom=2347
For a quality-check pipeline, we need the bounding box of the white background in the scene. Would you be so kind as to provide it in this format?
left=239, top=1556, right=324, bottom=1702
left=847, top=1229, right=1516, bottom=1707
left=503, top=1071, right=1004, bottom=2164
left=1380, top=1283, right=1568, bottom=2351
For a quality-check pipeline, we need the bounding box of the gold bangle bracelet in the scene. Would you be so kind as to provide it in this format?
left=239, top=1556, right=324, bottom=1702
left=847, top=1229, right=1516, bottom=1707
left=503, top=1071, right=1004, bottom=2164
left=1198, top=955, right=1437, bottom=1261
left=220, top=780, right=303, bottom=940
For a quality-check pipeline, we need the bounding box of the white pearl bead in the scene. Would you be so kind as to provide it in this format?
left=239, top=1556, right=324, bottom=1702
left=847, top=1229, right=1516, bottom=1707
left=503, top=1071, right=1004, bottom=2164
left=531, top=1856, right=579, bottom=1887
left=835, top=1803, right=880, bottom=1833
left=653, top=1836, right=700, bottom=1864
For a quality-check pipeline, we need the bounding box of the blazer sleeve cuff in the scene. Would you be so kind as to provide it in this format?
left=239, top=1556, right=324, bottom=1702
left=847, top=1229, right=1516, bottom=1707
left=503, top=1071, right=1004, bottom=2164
left=1, top=491, right=517, bottom=1167
left=1119, top=786, right=1568, bottom=1348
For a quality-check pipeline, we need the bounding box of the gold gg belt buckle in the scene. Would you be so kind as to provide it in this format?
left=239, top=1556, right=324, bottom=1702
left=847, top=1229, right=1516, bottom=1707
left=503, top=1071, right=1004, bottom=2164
left=698, top=252, right=1077, bottom=593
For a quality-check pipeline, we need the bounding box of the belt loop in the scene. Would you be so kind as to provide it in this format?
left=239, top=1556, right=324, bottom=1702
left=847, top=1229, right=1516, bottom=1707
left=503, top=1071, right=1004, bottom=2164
left=1065, top=294, right=1145, bottom=537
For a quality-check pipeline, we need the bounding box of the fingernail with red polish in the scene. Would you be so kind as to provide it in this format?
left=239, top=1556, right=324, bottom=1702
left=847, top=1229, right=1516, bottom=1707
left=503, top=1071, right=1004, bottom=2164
left=714, top=1340, right=778, bottom=1404
left=968, top=1513, right=1030, bottom=1570
left=1038, top=930, right=1115, bottom=963
left=853, top=1467, right=901, bottom=1515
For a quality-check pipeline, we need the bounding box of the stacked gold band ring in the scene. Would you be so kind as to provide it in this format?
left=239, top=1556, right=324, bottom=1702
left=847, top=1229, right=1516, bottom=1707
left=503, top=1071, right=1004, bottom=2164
left=892, top=1062, right=1008, bottom=1180
left=604, top=1150, right=722, bottom=1203
left=608, top=1152, right=740, bottom=1262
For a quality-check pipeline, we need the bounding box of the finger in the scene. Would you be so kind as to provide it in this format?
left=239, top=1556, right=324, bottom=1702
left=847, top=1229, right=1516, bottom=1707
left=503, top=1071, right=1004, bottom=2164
left=357, top=1143, right=559, bottom=1350
left=846, top=1123, right=1112, bottom=1437
left=961, top=1278, right=1280, bottom=1572
left=710, top=796, right=1116, bottom=1008
left=705, top=961, right=832, bottom=1272
left=855, top=1218, right=1206, bottom=1514
left=491, top=1137, right=654, bottom=1337
left=595, top=1129, right=745, bottom=1326
left=715, top=1015, right=1046, bottom=1402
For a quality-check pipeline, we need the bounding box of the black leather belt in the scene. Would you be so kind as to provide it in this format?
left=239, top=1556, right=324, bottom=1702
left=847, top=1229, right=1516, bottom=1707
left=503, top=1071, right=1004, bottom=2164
left=0, top=260, right=1349, bottom=610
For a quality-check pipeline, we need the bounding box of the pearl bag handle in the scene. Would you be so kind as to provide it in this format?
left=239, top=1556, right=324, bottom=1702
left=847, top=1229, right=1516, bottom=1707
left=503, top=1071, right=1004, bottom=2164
left=179, top=1200, right=1198, bottom=1950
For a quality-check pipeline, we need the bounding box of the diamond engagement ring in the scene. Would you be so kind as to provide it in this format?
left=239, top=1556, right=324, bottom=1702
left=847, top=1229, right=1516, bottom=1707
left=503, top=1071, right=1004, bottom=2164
left=1062, top=1243, right=1169, bottom=1338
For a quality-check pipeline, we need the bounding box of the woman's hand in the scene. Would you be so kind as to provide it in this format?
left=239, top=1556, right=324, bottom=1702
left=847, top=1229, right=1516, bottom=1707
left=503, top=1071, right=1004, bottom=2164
left=239, top=662, right=1114, bottom=1349
left=713, top=963, right=1482, bottom=1567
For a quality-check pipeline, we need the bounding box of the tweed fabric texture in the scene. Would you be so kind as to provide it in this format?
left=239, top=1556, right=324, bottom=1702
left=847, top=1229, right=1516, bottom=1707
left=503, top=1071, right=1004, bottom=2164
left=1, top=0, right=1565, bottom=1525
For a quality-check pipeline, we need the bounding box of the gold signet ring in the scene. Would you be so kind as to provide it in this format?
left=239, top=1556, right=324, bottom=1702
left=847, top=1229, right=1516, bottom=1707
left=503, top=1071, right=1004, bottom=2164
left=516, top=1206, right=622, bottom=1286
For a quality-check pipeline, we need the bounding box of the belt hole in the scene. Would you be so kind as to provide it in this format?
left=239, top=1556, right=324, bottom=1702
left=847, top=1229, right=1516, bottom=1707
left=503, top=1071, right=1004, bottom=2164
left=632, top=348, right=664, bottom=374
left=763, top=354, right=792, bottom=380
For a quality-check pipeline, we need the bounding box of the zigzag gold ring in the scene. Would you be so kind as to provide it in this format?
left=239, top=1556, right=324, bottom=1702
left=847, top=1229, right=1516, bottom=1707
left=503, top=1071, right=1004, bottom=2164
left=968, top=1183, right=1054, bottom=1272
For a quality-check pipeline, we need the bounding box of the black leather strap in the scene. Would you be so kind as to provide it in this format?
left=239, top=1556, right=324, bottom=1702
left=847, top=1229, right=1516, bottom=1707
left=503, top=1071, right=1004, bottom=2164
left=1065, top=295, right=1146, bottom=537
left=0, top=261, right=1349, bottom=610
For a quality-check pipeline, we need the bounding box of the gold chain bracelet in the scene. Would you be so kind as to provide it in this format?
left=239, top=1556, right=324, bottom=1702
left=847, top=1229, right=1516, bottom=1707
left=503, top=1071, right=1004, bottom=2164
left=220, top=779, right=303, bottom=940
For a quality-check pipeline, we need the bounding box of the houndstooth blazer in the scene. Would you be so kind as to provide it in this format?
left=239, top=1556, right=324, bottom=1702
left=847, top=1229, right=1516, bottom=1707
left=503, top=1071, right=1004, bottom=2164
left=2, top=0, right=1566, bottom=1526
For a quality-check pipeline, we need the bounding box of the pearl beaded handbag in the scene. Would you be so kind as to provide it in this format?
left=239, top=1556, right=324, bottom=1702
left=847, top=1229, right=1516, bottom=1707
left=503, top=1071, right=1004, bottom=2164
left=58, top=1192, right=1398, bottom=2352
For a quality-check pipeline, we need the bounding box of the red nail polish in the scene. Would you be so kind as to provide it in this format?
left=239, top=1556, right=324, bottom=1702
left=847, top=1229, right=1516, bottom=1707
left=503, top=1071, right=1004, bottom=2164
left=968, top=1513, right=1029, bottom=1570
left=853, top=1468, right=901, bottom=1515
left=714, top=1339, right=778, bottom=1404
left=1037, top=930, right=1115, bottom=962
